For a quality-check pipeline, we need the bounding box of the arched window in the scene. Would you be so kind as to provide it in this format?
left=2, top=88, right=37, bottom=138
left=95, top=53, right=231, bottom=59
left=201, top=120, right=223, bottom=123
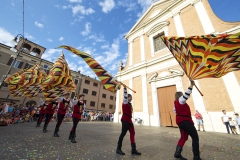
left=32, top=48, right=41, bottom=55
left=22, top=43, right=31, bottom=51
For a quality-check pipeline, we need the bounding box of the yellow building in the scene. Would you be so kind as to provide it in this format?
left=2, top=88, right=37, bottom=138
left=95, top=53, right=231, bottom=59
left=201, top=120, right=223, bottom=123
left=113, top=0, right=240, bottom=133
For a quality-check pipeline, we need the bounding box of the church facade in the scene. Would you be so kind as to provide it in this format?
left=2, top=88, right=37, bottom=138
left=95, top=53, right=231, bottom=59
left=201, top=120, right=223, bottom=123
left=113, top=0, right=240, bottom=133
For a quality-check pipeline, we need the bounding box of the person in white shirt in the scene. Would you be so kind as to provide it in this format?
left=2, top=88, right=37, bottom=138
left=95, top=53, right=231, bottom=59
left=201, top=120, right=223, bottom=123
left=3, top=103, right=9, bottom=114
left=235, top=113, right=240, bottom=130
left=221, top=110, right=233, bottom=134
left=228, top=117, right=238, bottom=134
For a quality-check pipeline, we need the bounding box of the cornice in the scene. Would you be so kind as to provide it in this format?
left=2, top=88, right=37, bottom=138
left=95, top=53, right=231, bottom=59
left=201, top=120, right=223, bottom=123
left=148, top=68, right=184, bottom=82
left=116, top=53, right=173, bottom=77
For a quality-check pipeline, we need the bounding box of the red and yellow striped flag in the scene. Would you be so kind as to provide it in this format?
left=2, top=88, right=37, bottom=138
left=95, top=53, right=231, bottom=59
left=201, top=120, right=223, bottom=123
left=161, top=32, right=240, bottom=80
left=58, top=45, right=120, bottom=93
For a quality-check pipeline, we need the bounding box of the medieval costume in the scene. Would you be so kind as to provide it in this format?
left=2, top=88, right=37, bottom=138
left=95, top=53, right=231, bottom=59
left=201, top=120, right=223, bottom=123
left=116, top=87, right=141, bottom=155
left=69, top=95, right=85, bottom=143
left=43, top=100, right=58, bottom=133
left=174, top=81, right=202, bottom=160
left=53, top=96, right=72, bottom=137
left=36, top=99, right=47, bottom=127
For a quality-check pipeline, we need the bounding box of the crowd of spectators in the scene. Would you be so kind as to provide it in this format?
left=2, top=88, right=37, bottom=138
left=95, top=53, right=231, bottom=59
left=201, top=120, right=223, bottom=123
left=0, top=100, right=114, bottom=126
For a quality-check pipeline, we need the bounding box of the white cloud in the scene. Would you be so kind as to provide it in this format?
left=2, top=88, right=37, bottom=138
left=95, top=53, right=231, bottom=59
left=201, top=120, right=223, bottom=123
left=0, top=28, right=15, bottom=46
left=124, top=18, right=131, bottom=23
left=67, top=60, right=78, bottom=71
left=137, top=0, right=153, bottom=17
left=25, top=33, right=35, bottom=40
left=85, top=33, right=105, bottom=42
left=34, top=21, right=44, bottom=28
left=117, top=0, right=137, bottom=12
left=47, top=38, right=53, bottom=42
left=68, top=0, right=82, bottom=3
left=11, top=2, right=15, bottom=6
left=59, top=37, right=64, bottom=41
left=101, top=44, right=109, bottom=49
left=95, top=38, right=120, bottom=66
left=62, top=5, right=70, bottom=9
left=109, top=63, right=118, bottom=71
left=82, top=46, right=96, bottom=55
left=99, top=0, right=115, bottom=13
left=81, top=22, right=91, bottom=36
left=42, top=48, right=62, bottom=62
left=71, top=54, right=78, bottom=58
left=70, top=16, right=85, bottom=25
left=72, top=5, right=95, bottom=16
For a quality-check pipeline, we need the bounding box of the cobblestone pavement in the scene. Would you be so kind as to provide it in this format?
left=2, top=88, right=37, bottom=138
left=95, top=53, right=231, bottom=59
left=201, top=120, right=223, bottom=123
left=0, top=121, right=239, bottom=160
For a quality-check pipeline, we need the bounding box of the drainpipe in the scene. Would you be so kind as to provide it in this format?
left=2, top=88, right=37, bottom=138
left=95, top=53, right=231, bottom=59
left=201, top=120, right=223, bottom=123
left=96, top=82, right=101, bottom=112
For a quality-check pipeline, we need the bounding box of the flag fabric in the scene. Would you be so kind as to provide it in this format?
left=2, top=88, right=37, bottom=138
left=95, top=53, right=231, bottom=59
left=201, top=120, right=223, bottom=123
left=8, top=65, right=38, bottom=97
left=58, top=45, right=120, bottom=93
left=161, top=32, right=240, bottom=80
left=6, top=64, right=45, bottom=98
left=41, top=53, right=76, bottom=102
left=22, top=64, right=47, bottom=97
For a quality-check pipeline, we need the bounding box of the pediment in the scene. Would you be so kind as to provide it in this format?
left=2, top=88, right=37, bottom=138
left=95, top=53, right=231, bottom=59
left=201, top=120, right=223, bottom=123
left=147, top=21, right=170, bottom=36
left=125, top=0, right=176, bottom=39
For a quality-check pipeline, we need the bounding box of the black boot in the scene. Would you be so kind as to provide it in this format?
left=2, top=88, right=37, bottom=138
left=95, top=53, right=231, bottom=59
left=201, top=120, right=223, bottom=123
left=70, top=133, right=77, bottom=143
left=68, top=132, right=73, bottom=140
left=35, top=124, right=40, bottom=127
left=43, top=125, right=47, bottom=133
left=174, top=145, right=187, bottom=160
left=116, top=143, right=125, bottom=155
left=53, top=128, right=59, bottom=137
left=131, top=143, right=141, bottom=155
left=193, top=151, right=202, bottom=160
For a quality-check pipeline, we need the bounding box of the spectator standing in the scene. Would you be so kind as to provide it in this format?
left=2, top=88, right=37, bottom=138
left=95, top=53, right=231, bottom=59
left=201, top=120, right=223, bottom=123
left=3, top=102, right=9, bottom=114
left=221, top=110, right=233, bottom=134
left=228, top=117, right=238, bottom=134
left=234, top=113, right=240, bottom=131
left=194, top=110, right=205, bottom=131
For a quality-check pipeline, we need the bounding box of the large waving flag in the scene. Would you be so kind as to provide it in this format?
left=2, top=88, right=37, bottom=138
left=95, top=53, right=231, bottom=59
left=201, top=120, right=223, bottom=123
left=6, top=64, right=45, bottom=98
left=41, top=53, right=76, bottom=102
left=161, top=32, right=240, bottom=80
left=8, top=65, right=39, bottom=97
left=58, top=45, right=120, bottom=93
left=4, top=69, right=27, bottom=97
left=22, top=64, right=47, bottom=98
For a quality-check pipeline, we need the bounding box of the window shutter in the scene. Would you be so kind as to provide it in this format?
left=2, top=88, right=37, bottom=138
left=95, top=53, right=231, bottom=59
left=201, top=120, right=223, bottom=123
left=18, top=62, right=23, bottom=69
left=24, top=63, right=29, bottom=69
left=7, top=57, right=14, bottom=66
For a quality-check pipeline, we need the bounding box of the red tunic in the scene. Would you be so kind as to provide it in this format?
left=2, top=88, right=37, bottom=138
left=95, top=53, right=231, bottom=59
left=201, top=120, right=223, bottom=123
left=72, top=101, right=85, bottom=119
left=39, top=103, right=48, bottom=114
left=174, top=100, right=194, bottom=125
left=45, top=102, right=58, bottom=114
left=121, top=102, right=133, bottom=123
left=57, top=99, right=70, bottom=115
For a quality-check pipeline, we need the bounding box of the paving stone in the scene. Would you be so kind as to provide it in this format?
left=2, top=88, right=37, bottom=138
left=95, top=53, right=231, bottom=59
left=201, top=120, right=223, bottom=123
left=0, top=122, right=239, bottom=160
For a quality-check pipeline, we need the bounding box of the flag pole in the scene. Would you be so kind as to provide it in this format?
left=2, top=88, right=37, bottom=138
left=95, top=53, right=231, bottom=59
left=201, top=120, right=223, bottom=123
left=193, top=83, right=203, bottom=96
left=161, top=35, right=203, bottom=96
left=119, top=82, right=136, bottom=93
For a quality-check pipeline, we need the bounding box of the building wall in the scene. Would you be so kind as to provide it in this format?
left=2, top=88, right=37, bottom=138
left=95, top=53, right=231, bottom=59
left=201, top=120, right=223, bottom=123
left=180, top=4, right=205, bottom=36
left=114, top=0, right=240, bottom=133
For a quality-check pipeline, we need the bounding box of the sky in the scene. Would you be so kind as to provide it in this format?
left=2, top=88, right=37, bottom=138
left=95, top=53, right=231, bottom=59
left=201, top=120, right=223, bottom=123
left=0, top=0, right=239, bottom=79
